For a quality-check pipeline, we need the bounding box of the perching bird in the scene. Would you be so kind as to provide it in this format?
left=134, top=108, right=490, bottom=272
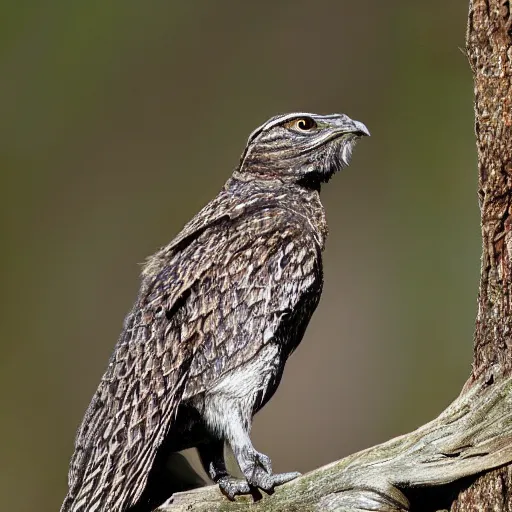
left=61, top=112, right=369, bottom=512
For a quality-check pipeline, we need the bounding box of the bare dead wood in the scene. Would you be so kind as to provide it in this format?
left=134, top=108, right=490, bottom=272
left=157, top=371, right=512, bottom=511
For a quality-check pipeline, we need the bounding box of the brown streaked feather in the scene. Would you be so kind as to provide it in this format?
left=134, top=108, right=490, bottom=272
left=63, top=180, right=325, bottom=512
left=61, top=110, right=370, bottom=512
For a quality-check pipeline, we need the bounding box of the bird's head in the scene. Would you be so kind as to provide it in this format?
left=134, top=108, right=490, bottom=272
left=236, top=112, right=369, bottom=187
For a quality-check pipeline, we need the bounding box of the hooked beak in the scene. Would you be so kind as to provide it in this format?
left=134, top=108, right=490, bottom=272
left=327, top=115, right=369, bottom=169
left=332, top=115, right=370, bottom=138
left=351, top=120, right=370, bottom=137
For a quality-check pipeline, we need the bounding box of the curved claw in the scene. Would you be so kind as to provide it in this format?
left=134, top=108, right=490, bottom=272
left=244, top=452, right=301, bottom=492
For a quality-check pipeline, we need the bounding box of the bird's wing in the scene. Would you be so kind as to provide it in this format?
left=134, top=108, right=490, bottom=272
left=63, top=194, right=321, bottom=512
left=64, top=190, right=243, bottom=512
left=181, top=205, right=323, bottom=399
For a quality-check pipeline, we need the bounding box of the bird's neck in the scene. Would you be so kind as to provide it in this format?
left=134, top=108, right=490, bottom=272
left=289, top=184, right=329, bottom=250
left=226, top=175, right=329, bottom=250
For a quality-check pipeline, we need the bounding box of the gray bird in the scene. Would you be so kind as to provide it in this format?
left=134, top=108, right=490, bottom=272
left=61, top=112, right=369, bottom=512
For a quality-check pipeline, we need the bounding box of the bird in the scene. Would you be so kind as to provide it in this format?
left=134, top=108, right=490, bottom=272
left=60, top=112, right=369, bottom=512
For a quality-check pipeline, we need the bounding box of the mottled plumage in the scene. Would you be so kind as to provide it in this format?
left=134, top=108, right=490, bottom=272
left=61, top=112, right=369, bottom=512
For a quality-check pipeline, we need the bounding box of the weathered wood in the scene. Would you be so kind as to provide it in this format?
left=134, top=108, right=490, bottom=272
left=158, top=373, right=512, bottom=511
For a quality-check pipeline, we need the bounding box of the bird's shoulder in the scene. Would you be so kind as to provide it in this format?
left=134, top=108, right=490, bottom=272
left=143, top=179, right=326, bottom=279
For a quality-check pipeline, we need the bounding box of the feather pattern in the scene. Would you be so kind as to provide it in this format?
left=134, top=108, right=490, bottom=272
left=60, top=112, right=368, bottom=512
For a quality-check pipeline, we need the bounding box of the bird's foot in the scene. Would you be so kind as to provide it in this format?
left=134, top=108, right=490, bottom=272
left=217, top=475, right=251, bottom=500
left=240, top=449, right=301, bottom=493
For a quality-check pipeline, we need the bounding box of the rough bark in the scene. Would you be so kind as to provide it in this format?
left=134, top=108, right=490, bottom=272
left=156, top=1, right=512, bottom=510
left=470, top=0, right=512, bottom=380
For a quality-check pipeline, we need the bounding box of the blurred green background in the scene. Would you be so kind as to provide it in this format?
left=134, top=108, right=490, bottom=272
left=1, top=2, right=479, bottom=511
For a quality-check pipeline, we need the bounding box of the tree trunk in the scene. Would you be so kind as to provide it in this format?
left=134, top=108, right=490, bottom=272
left=451, top=0, right=512, bottom=509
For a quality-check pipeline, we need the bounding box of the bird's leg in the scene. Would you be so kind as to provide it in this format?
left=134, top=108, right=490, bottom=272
left=222, top=409, right=301, bottom=494
left=198, top=439, right=250, bottom=500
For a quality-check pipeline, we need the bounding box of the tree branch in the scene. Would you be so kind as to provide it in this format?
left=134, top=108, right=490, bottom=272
left=158, top=372, right=512, bottom=511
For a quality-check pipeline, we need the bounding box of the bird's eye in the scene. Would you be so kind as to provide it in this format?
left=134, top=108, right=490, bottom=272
left=295, top=117, right=317, bottom=131
left=284, top=117, right=317, bottom=132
